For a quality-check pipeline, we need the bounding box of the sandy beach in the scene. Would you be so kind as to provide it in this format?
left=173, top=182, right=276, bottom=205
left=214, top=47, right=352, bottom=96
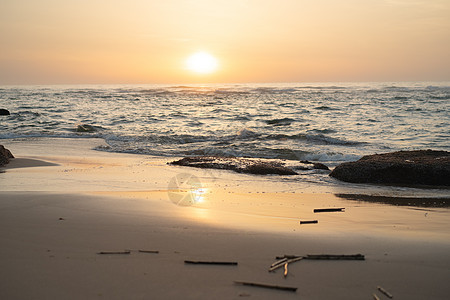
left=1, top=138, right=449, bottom=299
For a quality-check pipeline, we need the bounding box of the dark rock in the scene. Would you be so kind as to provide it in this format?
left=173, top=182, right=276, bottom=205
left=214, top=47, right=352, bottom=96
left=76, top=124, right=96, bottom=132
left=0, top=109, right=10, bottom=115
left=312, top=162, right=330, bottom=170
left=299, top=160, right=330, bottom=170
left=0, top=145, right=14, bottom=167
left=169, top=156, right=298, bottom=175
left=330, top=150, right=450, bottom=186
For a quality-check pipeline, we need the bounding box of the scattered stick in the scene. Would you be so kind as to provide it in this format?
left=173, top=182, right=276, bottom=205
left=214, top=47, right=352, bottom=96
left=300, top=220, right=318, bottom=224
left=234, top=281, right=297, bottom=292
left=138, top=250, right=159, bottom=254
left=275, top=255, right=302, bottom=260
left=314, top=208, right=345, bottom=213
left=283, top=263, right=288, bottom=277
left=184, top=260, right=238, bottom=265
left=305, top=254, right=365, bottom=260
left=269, top=263, right=286, bottom=272
left=377, top=286, right=393, bottom=298
left=269, top=256, right=303, bottom=272
left=270, top=258, right=287, bottom=268
left=97, top=251, right=130, bottom=255
left=373, top=293, right=381, bottom=300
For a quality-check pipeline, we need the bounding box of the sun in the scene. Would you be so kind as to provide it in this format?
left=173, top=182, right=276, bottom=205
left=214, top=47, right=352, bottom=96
left=186, top=51, right=218, bottom=74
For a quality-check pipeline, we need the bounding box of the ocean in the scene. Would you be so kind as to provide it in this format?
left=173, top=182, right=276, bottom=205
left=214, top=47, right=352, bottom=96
left=1, top=82, right=449, bottom=197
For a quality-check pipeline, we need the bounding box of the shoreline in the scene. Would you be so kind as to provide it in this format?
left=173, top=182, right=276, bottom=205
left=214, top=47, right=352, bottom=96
left=1, top=137, right=449, bottom=299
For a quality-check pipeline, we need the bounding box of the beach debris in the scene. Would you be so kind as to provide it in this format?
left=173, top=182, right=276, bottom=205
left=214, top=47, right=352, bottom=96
left=97, top=251, right=131, bottom=255
left=313, top=207, right=345, bottom=213
left=234, top=281, right=297, bottom=292
left=185, top=260, right=238, bottom=265
left=58, top=217, right=65, bottom=220
left=269, top=256, right=303, bottom=272
left=373, top=293, right=381, bottom=300
left=377, top=286, right=393, bottom=298
left=138, top=250, right=159, bottom=254
left=305, top=254, right=365, bottom=260
left=300, top=220, right=318, bottom=224
left=270, top=258, right=288, bottom=268
left=169, top=156, right=298, bottom=175
left=283, top=263, right=288, bottom=277
left=275, top=255, right=302, bottom=260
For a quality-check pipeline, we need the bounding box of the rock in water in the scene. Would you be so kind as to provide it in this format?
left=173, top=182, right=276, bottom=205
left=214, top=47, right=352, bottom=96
left=169, top=156, right=298, bottom=175
left=0, top=145, right=14, bottom=166
left=330, top=150, right=450, bottom=186
left=76, top=124, right=96, bottom=132
left=0, top=109, right=10, bottom=115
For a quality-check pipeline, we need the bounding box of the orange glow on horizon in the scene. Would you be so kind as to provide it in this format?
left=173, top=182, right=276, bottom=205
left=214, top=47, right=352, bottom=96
left=0, top=0, right=449, bottom=84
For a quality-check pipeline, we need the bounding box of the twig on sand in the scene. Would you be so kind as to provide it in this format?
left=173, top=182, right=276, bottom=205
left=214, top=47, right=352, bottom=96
left=269, top=256, right=303, bottom=272
left=300, top=220, right=318, bottom=224
left=270, top=258, right=288, bottom=268
left=373, top=293, right=381, bottom=300
left=283, top=263, right=288, bottom=277
left=184, top=260, right=238, bottom=265
left=234, top=281, right=297, bottom=292
left=97, top=251, right=131, bottom=255
left=305, top=254, right=365, bottom=260
left=138, top=250, right=159, bottom=254
left=377, top=286, right=393, bottom=298
left=314, top=208, right=345, bottom=213
left=275, top=255, right=302, bottom=260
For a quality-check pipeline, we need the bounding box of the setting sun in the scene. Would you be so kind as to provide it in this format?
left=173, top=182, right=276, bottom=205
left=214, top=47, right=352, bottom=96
left=186, top=51, right=218, bottom=74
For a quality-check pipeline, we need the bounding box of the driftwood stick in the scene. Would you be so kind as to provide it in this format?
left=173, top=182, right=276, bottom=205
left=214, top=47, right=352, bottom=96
left=373, top=293, right=381, bottom=300
left=377, top=286, right=393, bottom=298
left=234, top=281, right=297, bottom=292
left=275, top=255, right=302, bottom=260
left=283, top=263, right=288, bottom=277
left=268, top=263, right=286, bottom=272
left=97, top=251, right=131, bottom=255
left=313, top=208, right=345, bottom=213
left=305, top=254, right=365, bottom=260
left=269, top=256, right=304, bottom=272
left=138, top=250, right=159, bottom=254
left=300, top=220, right=318, bottom=224
left=270, top=258, right=288, bottom=268
left=287, top=257, right=304, bottom=264
left=184, top=260, right=238, bottom=265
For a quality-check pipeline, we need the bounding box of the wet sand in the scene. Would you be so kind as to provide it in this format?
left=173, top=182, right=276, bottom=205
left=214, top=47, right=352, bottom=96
left=0, top=138, right=449, bottom=299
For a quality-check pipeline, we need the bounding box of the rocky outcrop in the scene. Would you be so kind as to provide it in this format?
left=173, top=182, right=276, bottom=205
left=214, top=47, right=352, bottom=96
left=169, top=156, right=298, bottom=175
left=330, top=150, right=450, bottom=186
left=0, top=145, right=14, bottom=167
left=0, top=109, right=10, bottom=115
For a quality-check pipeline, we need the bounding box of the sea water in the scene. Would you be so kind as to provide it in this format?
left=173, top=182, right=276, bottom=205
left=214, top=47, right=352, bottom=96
left=1, top=82, right=449, bottom=197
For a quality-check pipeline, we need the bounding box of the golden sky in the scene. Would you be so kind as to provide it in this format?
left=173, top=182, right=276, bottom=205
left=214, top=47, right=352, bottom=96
left=1, top=0, right=449, bottom=84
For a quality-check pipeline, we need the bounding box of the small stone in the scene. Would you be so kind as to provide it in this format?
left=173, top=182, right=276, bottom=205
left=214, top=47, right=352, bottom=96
left=0, top=109, right=10, bottom=115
